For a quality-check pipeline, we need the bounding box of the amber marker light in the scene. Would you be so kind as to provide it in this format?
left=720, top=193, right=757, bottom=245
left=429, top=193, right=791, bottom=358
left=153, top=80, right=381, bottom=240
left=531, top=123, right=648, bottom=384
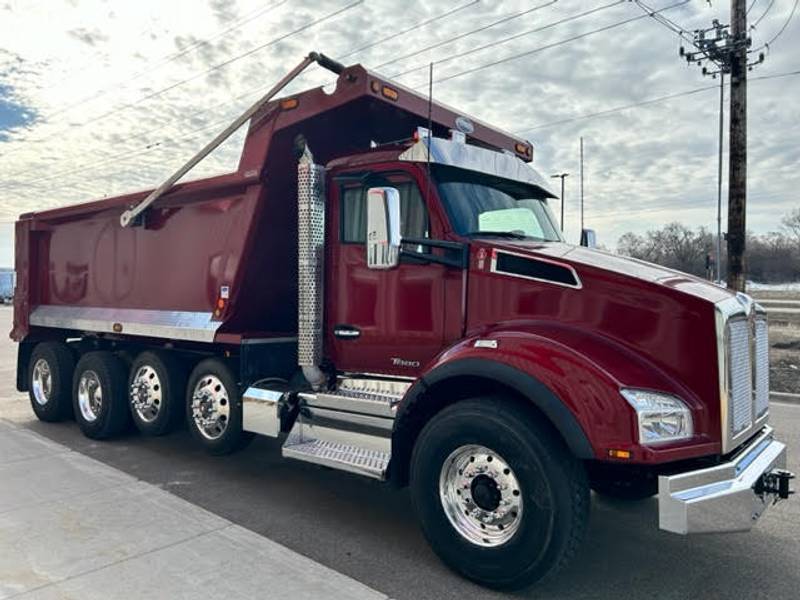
left=381, top=85, right=399, bottom=101
left=280, top=97, right=299, bottom=110
left=608, top=449, right=632, bottom=459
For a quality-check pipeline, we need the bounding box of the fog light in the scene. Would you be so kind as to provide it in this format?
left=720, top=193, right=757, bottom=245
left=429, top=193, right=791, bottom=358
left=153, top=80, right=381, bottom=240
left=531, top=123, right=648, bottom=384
left=621, top=389, right=693, bottom=445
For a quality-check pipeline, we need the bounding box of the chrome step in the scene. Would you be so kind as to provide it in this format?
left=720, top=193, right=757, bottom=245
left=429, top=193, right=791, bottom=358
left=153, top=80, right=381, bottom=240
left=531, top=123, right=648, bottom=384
left=298, top=376, right=411, bottom=418
left=282, top=418, right=391, bottom=479
left=283, top=436, right=390, bottom=480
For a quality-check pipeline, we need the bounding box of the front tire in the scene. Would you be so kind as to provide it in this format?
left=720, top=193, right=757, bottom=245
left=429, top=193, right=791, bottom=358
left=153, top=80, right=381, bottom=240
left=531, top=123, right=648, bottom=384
left=186, top=358, right=252, bottom=455
left=410, top=397, right=589, bottom=590
left=28, top=341, right=75, bottom=422
left=73, top=351, right=132, bottom=440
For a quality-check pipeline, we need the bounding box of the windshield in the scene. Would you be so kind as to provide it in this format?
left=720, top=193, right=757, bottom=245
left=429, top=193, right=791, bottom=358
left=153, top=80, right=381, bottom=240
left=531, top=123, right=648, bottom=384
left=433, top=165, right=563, bottom=242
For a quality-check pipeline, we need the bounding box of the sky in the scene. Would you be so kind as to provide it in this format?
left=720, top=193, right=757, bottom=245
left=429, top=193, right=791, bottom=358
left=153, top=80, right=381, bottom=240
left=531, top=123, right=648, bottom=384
left=0, top=0, right=798, bottom=267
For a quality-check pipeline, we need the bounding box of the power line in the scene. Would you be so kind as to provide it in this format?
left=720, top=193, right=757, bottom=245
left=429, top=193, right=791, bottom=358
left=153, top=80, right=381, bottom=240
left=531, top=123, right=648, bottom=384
left=390, top=1, right=627, bottom=79
left=43, top=0, right=290, bottom=122
left=516, top=86, right=718, bottom=132
left=514, top=68, right=800, bottom=133
left=372, top=0, right=558, bottom=72
left=1, top=1, right=362, bottom=153
left=2, top=0, right=482, bottom=180
left=752, top=0, right=777, bottom=27
left=4, top=113, right=242, bottom=192
left=2, top=0, right=477, bottom=179
left=758, top=0, right=798, bottom=47
left=426, top=0, right=690, bottom=87
left=339, top=1, right=480, bottom=59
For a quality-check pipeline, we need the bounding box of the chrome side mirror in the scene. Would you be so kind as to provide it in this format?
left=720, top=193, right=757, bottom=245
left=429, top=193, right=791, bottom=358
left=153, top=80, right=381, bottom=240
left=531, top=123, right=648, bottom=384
left=366, top=187, right=401, bottom=269
left=580, top=228, right=597, bottom=248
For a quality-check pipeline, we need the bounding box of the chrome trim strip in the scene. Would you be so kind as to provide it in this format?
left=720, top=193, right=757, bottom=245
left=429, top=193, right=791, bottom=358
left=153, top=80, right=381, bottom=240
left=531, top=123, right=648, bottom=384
left=307, top=406, right=394, bottom=431
left=658, top=426, right=786, bottom=534
left=241, top=337, right=298, bottom=345
left=299, top=391, right=398, bottom=419
left=30, top=305, right=220, bottom=343
left=489, top=249, right=582, bottom=290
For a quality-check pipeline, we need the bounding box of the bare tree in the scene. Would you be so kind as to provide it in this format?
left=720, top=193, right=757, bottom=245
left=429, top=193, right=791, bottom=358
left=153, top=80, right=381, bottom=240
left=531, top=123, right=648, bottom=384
left=782, top=208, right=800, bottom=246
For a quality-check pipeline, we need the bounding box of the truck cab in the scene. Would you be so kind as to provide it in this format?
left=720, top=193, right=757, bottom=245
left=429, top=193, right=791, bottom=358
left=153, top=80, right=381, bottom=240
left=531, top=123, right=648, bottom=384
left=12, top=54, right=793, bottom=590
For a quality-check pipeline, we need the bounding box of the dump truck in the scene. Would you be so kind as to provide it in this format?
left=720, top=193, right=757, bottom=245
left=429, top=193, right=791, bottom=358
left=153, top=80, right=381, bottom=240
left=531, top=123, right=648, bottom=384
left=11, top=53, right=794, bottom=589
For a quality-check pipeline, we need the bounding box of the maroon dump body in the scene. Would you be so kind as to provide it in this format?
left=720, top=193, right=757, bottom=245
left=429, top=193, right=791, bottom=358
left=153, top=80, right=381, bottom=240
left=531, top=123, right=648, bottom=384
left=11, top=64, right=531, bottom=344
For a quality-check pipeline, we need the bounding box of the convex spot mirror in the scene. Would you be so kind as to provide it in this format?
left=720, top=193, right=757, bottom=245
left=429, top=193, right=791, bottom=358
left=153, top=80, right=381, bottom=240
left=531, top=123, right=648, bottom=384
left=366, top=186, right=401, bottom=269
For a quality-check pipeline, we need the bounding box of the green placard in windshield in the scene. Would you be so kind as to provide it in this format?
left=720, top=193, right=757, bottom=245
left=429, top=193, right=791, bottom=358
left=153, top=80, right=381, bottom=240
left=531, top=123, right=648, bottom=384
left=478, top=208, right=543, bottom=238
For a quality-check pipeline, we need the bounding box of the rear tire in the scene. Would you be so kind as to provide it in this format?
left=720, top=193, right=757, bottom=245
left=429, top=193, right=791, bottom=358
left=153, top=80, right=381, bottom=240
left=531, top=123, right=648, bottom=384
left=410, top=397, right=589, bottom=590
left=28, top=342, right=75, bottom=422
left=73, top=351, right=131, bottom=440
left=128, top=350, right=186, bottom=436
left=186, top=358, right=252, bottom=455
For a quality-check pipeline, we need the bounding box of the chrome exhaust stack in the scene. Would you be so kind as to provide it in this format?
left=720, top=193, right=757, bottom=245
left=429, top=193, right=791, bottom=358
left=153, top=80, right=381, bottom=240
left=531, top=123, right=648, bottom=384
left=297, top=145, right=327, bottom=390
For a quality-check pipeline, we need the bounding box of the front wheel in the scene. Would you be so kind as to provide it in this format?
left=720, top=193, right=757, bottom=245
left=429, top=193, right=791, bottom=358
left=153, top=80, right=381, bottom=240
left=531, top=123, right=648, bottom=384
left=410, top=397, right=589, bottom=590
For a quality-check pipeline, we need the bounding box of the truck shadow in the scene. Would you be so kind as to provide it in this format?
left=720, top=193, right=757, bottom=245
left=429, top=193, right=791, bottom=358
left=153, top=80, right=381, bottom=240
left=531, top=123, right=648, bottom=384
left=21, top=419, right=800, bottom=600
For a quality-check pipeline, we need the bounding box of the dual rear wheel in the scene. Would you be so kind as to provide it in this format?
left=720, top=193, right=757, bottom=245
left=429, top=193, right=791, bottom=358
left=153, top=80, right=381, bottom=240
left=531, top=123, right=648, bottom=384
left=27, top=342, right=248, bottom=453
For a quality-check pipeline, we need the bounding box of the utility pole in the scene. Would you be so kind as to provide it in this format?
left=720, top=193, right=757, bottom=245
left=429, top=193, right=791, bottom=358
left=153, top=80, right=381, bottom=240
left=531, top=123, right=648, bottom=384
left=550, top=173, right=569, bottom=231
left=726, top=0, right=747, bottom=291
left=716, top=72, right=724, bottom=283
left=678, top=7, right=765, bottom=291
left=580, top=137, right=584, bottom=233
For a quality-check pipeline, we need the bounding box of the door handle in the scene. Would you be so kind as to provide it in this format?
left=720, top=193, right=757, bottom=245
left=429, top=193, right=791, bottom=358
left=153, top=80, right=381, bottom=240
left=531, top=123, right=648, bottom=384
left=334, top=324, right=361, bottom=339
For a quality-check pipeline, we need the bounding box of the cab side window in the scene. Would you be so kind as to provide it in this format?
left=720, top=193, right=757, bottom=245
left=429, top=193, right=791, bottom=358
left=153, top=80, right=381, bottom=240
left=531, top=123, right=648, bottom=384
left=340, top=176, right=430, bottom=245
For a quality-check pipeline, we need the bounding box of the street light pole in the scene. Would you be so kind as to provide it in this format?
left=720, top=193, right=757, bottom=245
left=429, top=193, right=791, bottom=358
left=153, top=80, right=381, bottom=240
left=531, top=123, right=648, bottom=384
left=550, top=173, right=569, bottom=231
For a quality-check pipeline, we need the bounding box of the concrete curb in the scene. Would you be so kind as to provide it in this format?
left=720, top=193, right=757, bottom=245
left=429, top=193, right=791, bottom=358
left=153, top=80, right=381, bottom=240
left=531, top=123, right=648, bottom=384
left=770, top=391, right=800, bottom=405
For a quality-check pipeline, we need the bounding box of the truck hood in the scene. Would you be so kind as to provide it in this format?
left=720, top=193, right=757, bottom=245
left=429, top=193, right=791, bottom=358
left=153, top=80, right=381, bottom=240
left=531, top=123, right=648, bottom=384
left=489, top=241, right=732, bottom=304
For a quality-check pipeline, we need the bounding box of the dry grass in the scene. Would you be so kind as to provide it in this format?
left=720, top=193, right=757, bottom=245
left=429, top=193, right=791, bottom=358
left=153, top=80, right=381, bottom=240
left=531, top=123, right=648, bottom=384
left=751, top=290, right=800, bottom=394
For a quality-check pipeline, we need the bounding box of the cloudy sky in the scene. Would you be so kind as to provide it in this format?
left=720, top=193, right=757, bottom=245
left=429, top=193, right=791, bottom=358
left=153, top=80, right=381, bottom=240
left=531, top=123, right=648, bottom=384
left=0, top=0, right=798, bottom=267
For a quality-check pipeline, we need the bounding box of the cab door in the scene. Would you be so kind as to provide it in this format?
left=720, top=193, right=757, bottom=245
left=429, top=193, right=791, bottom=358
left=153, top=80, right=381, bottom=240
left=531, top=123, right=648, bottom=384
left=326, top=167, right=447, bottom=377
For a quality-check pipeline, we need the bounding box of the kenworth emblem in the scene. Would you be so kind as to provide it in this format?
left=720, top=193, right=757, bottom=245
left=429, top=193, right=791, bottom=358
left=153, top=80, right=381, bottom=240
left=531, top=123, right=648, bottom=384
left=391, top=357, right=420, bottom=368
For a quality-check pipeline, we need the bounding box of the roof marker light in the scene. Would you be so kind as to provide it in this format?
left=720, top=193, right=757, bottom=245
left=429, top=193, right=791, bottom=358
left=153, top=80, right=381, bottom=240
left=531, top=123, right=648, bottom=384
left=381, top=85, right=399, bottom=101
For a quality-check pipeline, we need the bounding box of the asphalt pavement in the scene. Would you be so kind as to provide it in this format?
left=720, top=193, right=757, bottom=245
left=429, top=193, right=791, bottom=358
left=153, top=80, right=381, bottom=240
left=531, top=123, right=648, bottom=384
left=1, top=305, right=798, bottom=600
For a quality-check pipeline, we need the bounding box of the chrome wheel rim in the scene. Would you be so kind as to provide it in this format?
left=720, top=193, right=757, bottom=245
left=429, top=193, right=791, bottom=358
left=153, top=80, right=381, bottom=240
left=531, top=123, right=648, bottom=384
left=190, top=375, right=230, bottom=440
left=32, top=358, right=52, bottom=406
left=77, top=370, right=103, bottom=422
left=130, top=365, right=163, bottom=423
left=439, top=444, right=523, bottom=547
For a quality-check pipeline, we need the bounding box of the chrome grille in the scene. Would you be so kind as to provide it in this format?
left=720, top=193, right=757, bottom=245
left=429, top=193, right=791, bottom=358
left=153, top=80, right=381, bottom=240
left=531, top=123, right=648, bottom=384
left=754, top=318, right=769, bottom=417
left=717, top=295, right=770, bottom=453
left=727, top=318, right=753, bottom=435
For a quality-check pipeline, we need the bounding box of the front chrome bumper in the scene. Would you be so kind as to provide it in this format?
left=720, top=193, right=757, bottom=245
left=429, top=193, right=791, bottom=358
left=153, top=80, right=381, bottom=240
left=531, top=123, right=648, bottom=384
left=658, top=426, right=791, bottom=534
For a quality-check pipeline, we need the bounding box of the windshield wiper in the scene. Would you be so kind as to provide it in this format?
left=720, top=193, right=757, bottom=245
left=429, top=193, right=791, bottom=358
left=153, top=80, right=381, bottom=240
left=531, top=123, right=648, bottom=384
left=465, top=230, right=529, bottom=240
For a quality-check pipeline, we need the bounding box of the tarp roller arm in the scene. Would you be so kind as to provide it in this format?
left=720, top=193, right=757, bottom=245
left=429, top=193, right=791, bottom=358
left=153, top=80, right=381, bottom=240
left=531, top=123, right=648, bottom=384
left=120, top=52, right=345, bottom=227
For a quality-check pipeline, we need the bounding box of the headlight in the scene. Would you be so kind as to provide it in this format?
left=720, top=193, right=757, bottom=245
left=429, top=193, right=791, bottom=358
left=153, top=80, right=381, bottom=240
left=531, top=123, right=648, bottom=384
left=621, top=389, right=693, bottom=445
